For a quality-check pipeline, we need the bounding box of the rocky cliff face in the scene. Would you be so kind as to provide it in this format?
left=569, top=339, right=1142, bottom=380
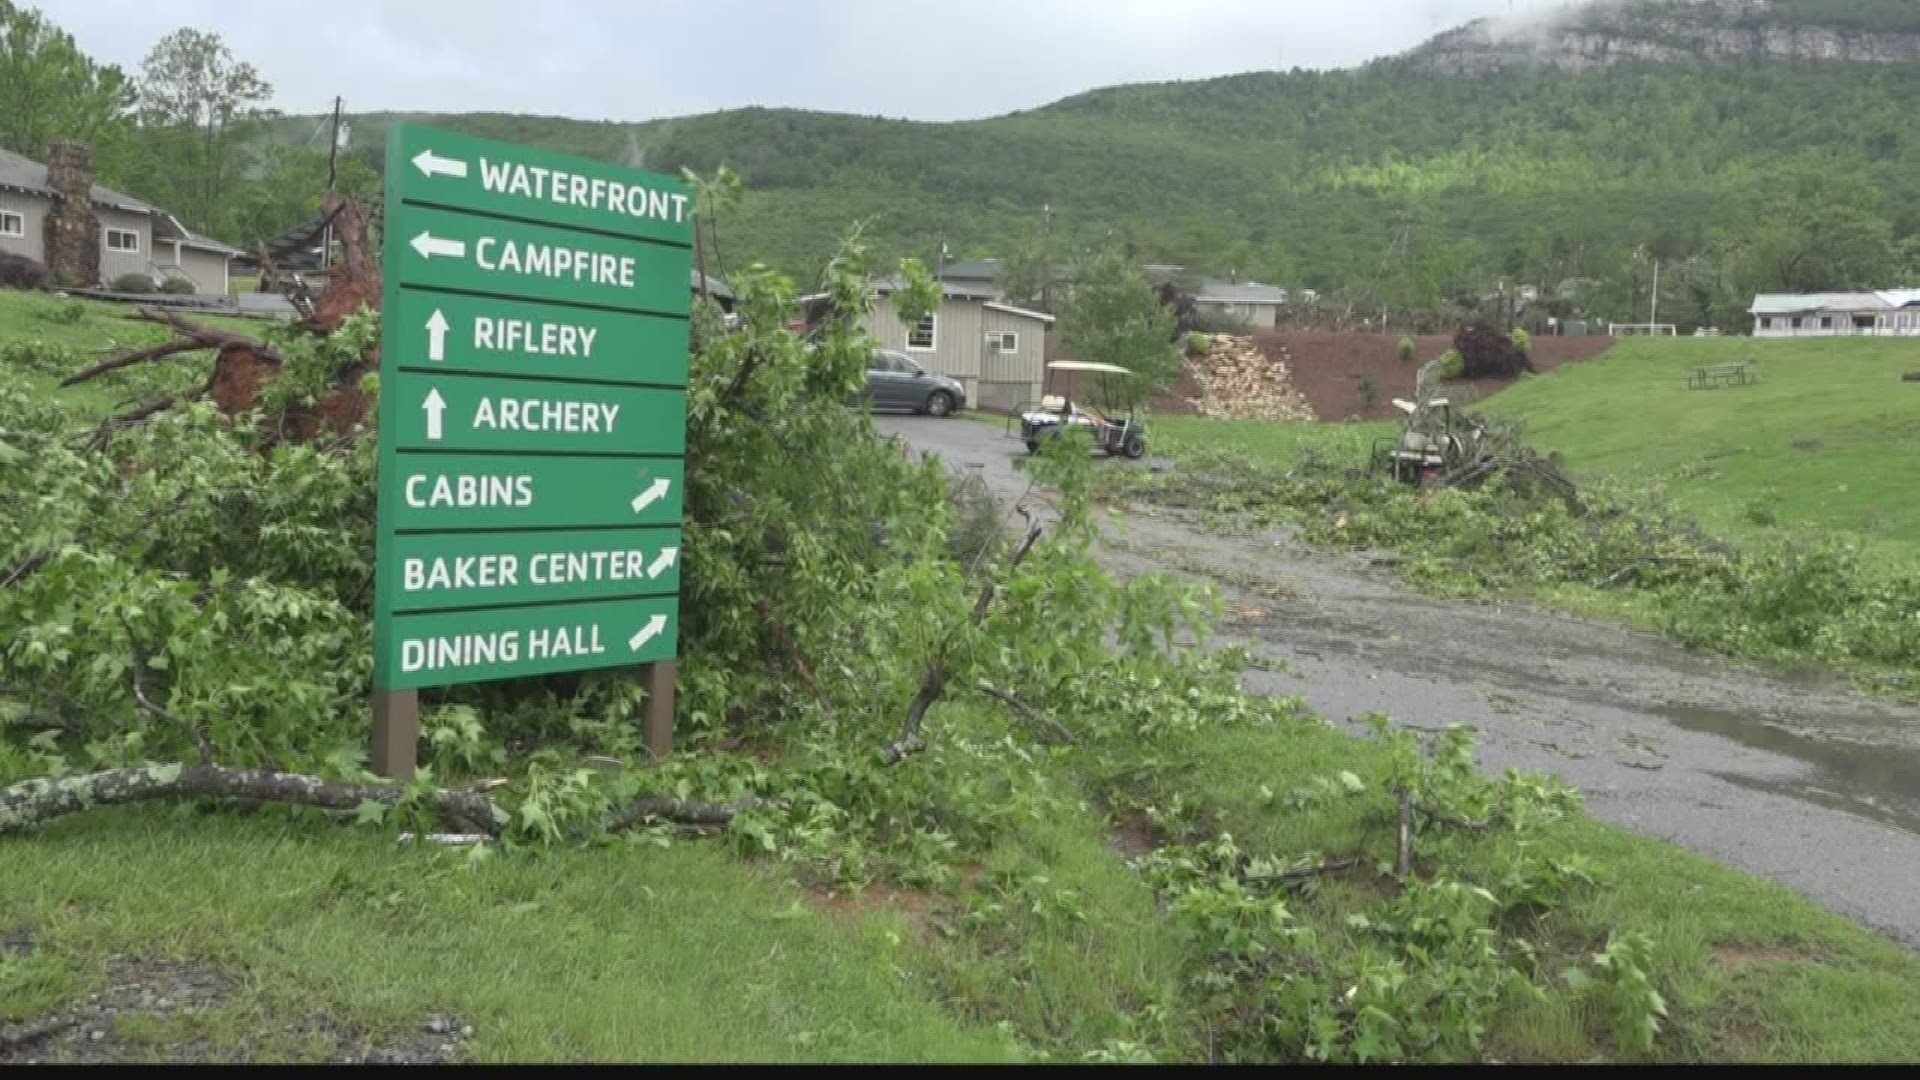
left=1400, top=0, right=1920, bottom=75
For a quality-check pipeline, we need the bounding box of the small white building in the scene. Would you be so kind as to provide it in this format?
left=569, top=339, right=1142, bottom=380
left=1750, top=291, right=1920, bottom=337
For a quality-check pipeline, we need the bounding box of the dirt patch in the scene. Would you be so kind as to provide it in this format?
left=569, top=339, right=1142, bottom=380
left=1249, top=332, right=1616, bottom=421
left=1112, top=808, right=1165, bottom=858
left=0, top=953, right=471, bottom=1064
left=1711, top=943, right=1827, bottom=970
left=1, top=926, right=34, bottom=957
left=1790, top=438, right=1824, bottom=452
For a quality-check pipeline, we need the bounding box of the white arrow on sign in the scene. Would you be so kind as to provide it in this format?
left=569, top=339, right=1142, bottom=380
left=422, top=387, right=446, bottom=441
left=647, top=547, right=679, bottom=579
left=425, top=309, right=450, bottom=361
left=412, top=148, right=469, bottom=179
left=409, top=231, right=466, bottom=260
left=630, top=477, right=672, bottom=513
left=628, top=614, right=669, bottom=652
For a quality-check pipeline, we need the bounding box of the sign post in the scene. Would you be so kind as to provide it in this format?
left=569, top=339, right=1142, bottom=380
left=372, top=124, right=694, bottom=777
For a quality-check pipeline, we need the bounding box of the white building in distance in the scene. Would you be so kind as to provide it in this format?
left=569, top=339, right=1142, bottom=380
left=1749, top=290, right=1920, bottom=337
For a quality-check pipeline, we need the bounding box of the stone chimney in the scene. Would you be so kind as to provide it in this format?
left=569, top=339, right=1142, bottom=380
left=43, top=140, right=100, bottom=287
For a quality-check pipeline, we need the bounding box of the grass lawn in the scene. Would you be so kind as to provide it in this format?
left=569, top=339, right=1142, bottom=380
left=1483, top=337, right=1920, bottom=570
left=0, top=289, right=284, bottom=417
left=8, top=301, right=1920, bottom=1062
left=1141, top=708, right=1920, bottom=1063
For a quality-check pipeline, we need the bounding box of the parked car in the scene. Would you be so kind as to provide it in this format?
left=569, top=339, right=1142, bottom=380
left=857, top=349, right=966, bottom=417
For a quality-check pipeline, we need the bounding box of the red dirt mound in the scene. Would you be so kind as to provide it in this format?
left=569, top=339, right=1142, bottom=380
left=1262, top=332, right=1616, bottom=421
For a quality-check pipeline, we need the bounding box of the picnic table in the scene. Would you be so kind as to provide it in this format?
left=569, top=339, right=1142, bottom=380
left=1686, top=361, right=1756, bottom=389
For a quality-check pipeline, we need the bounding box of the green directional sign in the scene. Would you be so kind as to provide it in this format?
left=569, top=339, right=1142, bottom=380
left=391, top=124, right=693, bottom=246
left=395, top=205, right=692, bottom=314
left=385, top=527, right=681, bottom=613
left=385, top=595, right=681, bottom=691
left=384, top=454, right=683, bottom=531
left=374, top=121, right=693, bottom=695
left=388, top=289, right=688, bottom=385
left=386, top=372, right=689, bottom=454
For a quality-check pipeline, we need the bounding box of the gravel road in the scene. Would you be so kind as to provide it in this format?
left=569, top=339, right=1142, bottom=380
left=881, top=414, right=1920, bottom=946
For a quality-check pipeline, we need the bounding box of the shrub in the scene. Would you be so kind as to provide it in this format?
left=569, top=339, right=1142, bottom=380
left=1356, top=374, right=1380, bottom=411
left=112, top=272, right=158, bottom=293
left=30, top=298, right=86, bottom=325
left=1397, top=336, right=1417, bottom=363
left=1186, top=331, right=1212, bottom=356
left=0, top=252, right=49, bottom=291
left=1438, top=348, right=1465, bottom=379
left=1511, top=327, right=1533, bottom=355
left=159, top=277, right=197, bottom=295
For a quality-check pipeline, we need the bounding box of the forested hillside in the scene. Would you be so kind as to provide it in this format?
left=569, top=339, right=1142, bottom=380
left=266, top=2, right=1919, bottom=331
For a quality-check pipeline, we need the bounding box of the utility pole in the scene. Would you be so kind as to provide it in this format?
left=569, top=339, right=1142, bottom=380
left=321, top=96, right=343, bottom=271
left=1649, top=257, right=1661, bottom=331
left=1041, top=203, right=1054, bottom=312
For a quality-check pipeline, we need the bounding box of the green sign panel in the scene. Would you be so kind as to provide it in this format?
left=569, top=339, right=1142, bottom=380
left=385, top=595, right=681, bottom=692
left=387, top=289, right=688, bottom=385
left=394, top=204, right=693, bottom=313
left=386, top=372, right=688, bottom=455
left=385, top=454, right=683, bottom=532
left=375, top=122, right=693, bottom=690
left=385, top=527, right=681, bottom=613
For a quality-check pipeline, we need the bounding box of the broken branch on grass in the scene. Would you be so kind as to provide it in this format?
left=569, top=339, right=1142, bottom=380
left=56, top=337, right=205, bottom=386
left=884, top=508, right=1045, bottom=765
left=1414, top=802, right=1497, bottom=832
left=1241, top=857, right=1361, bottom=886
left=125, top=632, right=213, bottom=767
left=600, top=794, right=761, bottom=834
left=972, top=680, right=1077, bottom=745
left=0, top=764, right=503, bottom=836
left=1395, top=784, right=1414, bottom=877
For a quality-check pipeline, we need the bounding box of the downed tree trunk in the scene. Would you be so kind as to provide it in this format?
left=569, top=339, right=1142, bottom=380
left=0, top=764, right=500, bottom=836
left=57, top=195, right=380, bottom=441
left=0, top=763, right=757, bottom=838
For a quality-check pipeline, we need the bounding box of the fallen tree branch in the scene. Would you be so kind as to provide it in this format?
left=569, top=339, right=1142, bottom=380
left=57, top=337, right=206, bottom=387
left=126, top=634, right=213, bottom=767
left=972, top=680, right=1077, bottom=745
left=1242, top=857, right=1360, bottom=886
left=1414, top=801, right=1497, bottom=832
left=0, top=764, right=501, bottom=837
left=1394, top=784, right=1414, bottom=878
left=884, top=509, right=1044, bottom=765
left=600, top=794, right=761, bottom=834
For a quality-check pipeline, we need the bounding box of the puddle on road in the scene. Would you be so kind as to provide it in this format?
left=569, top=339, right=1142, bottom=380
left=1657, top=702, right=1920, bottom=837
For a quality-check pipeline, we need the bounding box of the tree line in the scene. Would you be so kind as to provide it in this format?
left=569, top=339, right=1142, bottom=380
left=1, top=1, right=376, bottom=257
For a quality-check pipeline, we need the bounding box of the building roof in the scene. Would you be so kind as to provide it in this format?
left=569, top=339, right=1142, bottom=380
left=937, top=258, right=1002, bottom=282
left=873, top=277, right=1001, bottom=301
left=982, top=300, right=1055, bottom=325
left=1750, top=291, right=1907, bottom=315
left=1192, top=278, right=1289, bottom=305
left=0, top=147, right=158, bottom=215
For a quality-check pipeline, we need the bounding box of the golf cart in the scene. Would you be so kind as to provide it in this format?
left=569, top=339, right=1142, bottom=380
left=1368, top=394, right=1489, bottom=483
left=1014, top=361, right=1148, bottom=459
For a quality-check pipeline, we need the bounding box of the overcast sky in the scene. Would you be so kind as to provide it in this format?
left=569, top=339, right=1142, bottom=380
left=37, top=0, right=1557, bottom=122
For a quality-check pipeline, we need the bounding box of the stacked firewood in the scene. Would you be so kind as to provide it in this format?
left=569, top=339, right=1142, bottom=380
left=1183, top=335, right=1318, bottom=422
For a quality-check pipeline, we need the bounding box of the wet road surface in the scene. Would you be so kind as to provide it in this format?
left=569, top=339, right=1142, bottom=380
left=881, top=414, right=1920, bottom=945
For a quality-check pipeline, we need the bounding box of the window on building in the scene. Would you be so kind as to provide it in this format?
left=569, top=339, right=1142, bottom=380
left=907, top=311, right=936, bottom=351
left=1759, top=316, right=1773, bottom=330
left=105, top=228, right=140, bottom=253
left=1791, top=317, right=1803, bottom=329
left=1820, top=316, right=1833, bottom=329
left=0, top=211, right=22, bottom=238
left=986, top=330, right=1018, bottom=352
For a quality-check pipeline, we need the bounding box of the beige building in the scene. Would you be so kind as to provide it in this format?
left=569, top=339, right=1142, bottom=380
left=805, top=278, right=1055, bottom=413
left=1, top=143, right=240, bottom=293
left=864, top=280, right=1054, bottom=413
